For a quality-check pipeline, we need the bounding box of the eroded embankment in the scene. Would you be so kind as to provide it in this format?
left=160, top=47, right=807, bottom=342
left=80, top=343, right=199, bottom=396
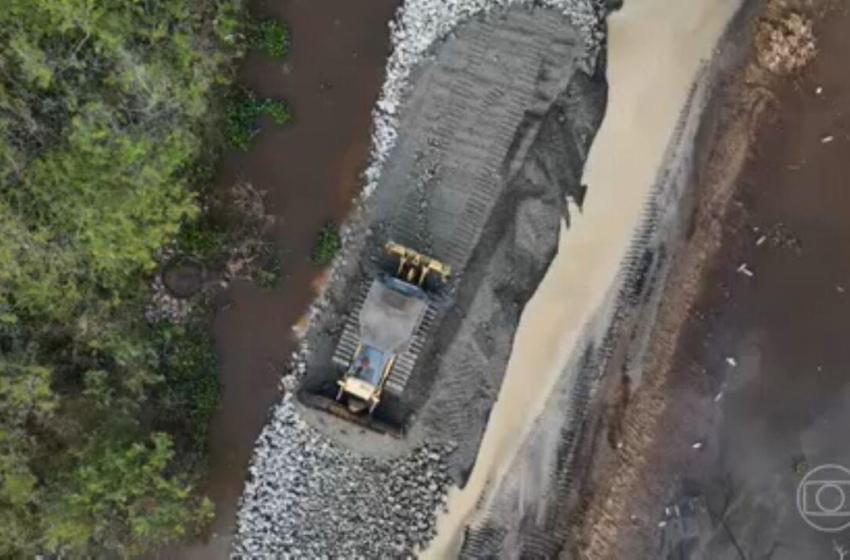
left=423, top=0, right=746, bottom=556
left=568, top=1, right=827, bottom=558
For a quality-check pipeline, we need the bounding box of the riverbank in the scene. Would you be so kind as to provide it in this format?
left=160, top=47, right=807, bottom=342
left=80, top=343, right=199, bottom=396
left=168, top=1, right=398, bottom=557
left=565, top=0, right=838, bottom=558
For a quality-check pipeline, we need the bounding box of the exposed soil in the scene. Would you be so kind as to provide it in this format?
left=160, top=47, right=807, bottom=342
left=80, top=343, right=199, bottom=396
left=568, top=1, right=850, bottom=558
left=166, top=0, right=398, bottom=557
left=452, top=0, right=750, bottom=555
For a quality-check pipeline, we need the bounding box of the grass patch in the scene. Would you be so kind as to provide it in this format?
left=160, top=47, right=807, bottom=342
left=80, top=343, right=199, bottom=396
left=312, top=223, right=341, bottom=266
left=250, top=19, right=290, bottom=58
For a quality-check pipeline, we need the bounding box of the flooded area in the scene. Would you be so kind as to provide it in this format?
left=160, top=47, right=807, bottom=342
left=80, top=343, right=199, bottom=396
left=172, top=0, right=398, bottom=556
left=425, top=0, right=743, bottom=556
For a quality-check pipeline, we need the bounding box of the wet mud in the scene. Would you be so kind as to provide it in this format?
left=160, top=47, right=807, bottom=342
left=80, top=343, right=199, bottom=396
left=445, top=0, right=745, bottom=555
left=570, top=2, right=850, bottom=559
left=658, top=5, right=850, bottom=557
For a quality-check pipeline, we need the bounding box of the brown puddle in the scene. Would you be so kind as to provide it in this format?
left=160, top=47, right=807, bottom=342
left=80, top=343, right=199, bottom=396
left=166, top=0, right=399, bottom=557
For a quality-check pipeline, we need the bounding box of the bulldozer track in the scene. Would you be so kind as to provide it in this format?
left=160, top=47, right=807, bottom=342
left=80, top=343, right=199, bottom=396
left=388, top=11, right=569, bottom=277
left=328, top=10, right=585, bottom=410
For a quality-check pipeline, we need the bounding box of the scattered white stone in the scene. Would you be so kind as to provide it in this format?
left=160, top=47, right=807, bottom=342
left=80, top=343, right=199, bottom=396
left=714, top=391, right=724, bottom=403
left=755, top=235, right=767, bottom=246
left=737, top=263, right=754, bottom=277
left=822, top=134, right=835, bottom=143
left=658, top=520, right=668, bottom=528
left=692, top=441, right=704, bottom=450
left=816, top=86, right=823, bottom=95
left=235, top=396, right=453, bottom=557
left=726, top=357, right=738, bottom=367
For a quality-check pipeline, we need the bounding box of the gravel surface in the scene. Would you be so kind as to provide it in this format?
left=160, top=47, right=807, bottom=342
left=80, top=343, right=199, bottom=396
left=234, top=0, right=605, bottom=556
left=366, top=0, right=603, bottom=195
left=235, top=396, right=454, bottom=557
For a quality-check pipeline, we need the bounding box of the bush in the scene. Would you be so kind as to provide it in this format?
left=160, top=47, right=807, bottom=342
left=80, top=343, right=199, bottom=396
left=256, top=245, right=284, bottom=290
left=151, top=318, right=221, bottom=454
left=312, top=223, right=341, bottom=266
left=226, top=93, right=291, bottom=150
left=250, top=19, right=291, bottom=58
left=177, top=215, right=229, bottom=263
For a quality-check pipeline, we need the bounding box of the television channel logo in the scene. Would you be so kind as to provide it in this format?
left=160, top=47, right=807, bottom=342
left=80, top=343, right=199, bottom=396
left=797, top=464, right=850, bottom=533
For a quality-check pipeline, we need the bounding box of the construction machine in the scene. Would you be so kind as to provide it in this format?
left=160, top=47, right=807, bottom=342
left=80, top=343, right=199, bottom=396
left=334, top=242, right=450, bottom=415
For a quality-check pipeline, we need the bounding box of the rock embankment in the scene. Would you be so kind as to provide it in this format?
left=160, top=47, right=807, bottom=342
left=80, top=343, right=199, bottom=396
left=235, top=397, right=453, bottom=557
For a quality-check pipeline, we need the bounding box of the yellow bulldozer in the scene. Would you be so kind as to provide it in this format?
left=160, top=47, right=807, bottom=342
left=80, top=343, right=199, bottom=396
left=334, top=242, right=450, bottom=415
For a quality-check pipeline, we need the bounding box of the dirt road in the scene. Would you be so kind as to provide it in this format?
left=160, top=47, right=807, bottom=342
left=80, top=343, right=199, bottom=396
left=442, top=0, right=744, bottom=555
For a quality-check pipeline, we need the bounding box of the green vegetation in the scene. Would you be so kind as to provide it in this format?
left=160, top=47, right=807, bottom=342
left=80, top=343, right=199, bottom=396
left=0, top=0, right=255, bottom=555
left=250, top=19, right=291, bottom=58
left=312, top=223, right=342, bottom=266
left=226, top=92, right=291, bottom=150
left=256, top=246, right=285, bottom=290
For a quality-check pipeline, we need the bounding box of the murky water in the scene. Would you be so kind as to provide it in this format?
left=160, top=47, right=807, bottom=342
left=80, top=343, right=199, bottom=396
left=423, top=0, right=743, bottom=556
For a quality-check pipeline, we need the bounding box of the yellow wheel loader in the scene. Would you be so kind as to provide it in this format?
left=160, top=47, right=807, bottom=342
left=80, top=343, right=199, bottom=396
left=334, top=242, right=450, bottom=415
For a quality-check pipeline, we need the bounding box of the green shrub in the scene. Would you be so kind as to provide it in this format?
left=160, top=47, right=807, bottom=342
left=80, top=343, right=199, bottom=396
left=312, top=223, right=341, bottom=266
left=226, top=93, right=291, bottom=150
left=151, top=319, right=220, bottom=454
left=256, top=246, right=284, bottom=290
left=250, top=19, right=291, bottom=58
left=177, top=215, right=229, bottom=262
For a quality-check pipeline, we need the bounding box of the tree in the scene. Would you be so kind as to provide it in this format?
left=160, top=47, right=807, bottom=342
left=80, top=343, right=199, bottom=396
left=0, top=0, right=245, bottom=555
left=44, top=433, right=213, bottom=556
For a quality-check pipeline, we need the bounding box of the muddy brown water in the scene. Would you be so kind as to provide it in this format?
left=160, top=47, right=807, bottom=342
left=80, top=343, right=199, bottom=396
left=165, top=0, right=398, bottom=557
left=632, top=5, right=850, bottom=558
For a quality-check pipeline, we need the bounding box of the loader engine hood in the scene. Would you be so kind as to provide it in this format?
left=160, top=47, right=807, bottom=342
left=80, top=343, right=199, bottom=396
left=358, top=275, right=428, bottom=355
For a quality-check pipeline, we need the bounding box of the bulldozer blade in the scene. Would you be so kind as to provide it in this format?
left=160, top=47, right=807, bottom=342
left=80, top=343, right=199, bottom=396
left=298, top=391, right=405, bottom=439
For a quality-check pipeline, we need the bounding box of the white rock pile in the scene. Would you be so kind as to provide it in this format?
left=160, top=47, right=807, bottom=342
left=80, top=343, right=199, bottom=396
left=145, top=271, right=194, bottom=324
left=234, top=396, right=454, bottom=557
